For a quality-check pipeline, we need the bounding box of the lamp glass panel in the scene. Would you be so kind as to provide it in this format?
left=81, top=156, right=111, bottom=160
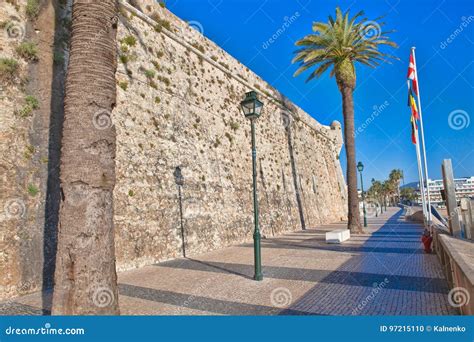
left=242, top=101, right=254, bottom=115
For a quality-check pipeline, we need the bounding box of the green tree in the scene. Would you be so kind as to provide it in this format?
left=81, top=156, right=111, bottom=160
left=368, top=179, right=383, bottom=204
left=293, top=8, right=397, bottom=232
left=388, top=169, right=403, bottom=204
left=400, top=187, right=416, bottom=202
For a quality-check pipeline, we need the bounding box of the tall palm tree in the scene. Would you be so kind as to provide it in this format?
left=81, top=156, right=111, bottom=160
left=389, top=169, right=403, bottom=204
left=293, top=8, right=397, bottom=232
left=52, top=0, right=119, bottom=314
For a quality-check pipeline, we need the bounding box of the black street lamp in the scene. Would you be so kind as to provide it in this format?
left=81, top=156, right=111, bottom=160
left=173, top=166, right=184, bottom=186
left=240, top=91, right=263, bottom=281
left=174, top=166, right=186, bottom=257
left=357, top=161, right=367, bottom=228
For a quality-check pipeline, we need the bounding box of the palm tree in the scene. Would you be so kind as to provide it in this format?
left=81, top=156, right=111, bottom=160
left=400, top=187, right=416, bottom=203
left=52, top=0, right=120, bottom=314
left=388, top=169, right=403, bottom=204
left=293, top=8, right=397, bottom=232
left=382, top=181, right=391, bottom=209
left=368, top=179, right=383, bottom=204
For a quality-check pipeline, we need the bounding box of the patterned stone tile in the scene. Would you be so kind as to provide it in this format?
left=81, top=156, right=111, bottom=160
left=0, top=208, right=458, bottom=316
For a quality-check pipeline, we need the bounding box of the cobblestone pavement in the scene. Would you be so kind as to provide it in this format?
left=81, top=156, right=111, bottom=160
left=0, top=208, right=458, bottom=315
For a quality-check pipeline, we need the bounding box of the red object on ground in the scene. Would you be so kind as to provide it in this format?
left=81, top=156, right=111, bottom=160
left=421, top=234, right=433, bottom=253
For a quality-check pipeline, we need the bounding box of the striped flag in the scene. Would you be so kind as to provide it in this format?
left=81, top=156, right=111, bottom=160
left=408, top=51, right=420, bottom=145
left=410, top=114, right=418, bottom=145
left=407, top=52, right=418, bottom=95
left=407, top=48, right=432, bottom=222
left=408, top=87, right=419, bottom=120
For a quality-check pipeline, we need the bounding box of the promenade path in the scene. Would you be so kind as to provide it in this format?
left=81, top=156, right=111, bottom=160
left=0, top=207, right=458, bottom=315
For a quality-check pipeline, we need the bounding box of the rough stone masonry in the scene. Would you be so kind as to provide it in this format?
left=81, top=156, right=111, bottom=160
left=0, top=0, right=347, bottom=300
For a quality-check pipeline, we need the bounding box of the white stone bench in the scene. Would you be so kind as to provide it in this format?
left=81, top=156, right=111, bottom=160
left=325, top=229, right=350, bottom=244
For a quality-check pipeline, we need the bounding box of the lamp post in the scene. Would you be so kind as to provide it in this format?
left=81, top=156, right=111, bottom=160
left=173, top=166, right=186, bottom=257
left=357, top=161, right=367, bottom=228
left=240, top=91, right=264, bottom=281
left=374, top=192, right=378, bottom=217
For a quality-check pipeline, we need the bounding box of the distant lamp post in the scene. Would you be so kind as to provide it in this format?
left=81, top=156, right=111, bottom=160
left=174, top=166, right=186, bottom=257
left=374, top=192, right=378, bottom=217
left=357, top=162, right=367, bottom=228
left=174, top=166, right=184, bottom=186
left=240, top=91, right=263, bottom=281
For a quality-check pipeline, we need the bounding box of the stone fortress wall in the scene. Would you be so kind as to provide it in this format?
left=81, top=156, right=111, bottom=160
left=0, top=0, right=347, bottom=300
left=112, top=0, right=348, bottom=270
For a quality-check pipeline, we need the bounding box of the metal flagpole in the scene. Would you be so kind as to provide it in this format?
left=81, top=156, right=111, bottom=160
left=411, top=47, right=432, bottom=225
left=414, top=126, right=428, bottom=223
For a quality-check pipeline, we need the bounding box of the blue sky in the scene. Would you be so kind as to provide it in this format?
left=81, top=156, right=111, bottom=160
left=166, top=0, right=474, bottom=186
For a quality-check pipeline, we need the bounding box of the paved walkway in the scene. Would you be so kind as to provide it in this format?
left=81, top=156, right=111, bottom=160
left=0, top=208, right=458, bottom=315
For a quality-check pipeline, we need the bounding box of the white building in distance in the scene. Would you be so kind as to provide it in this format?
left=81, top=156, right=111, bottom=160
left=414, top=176, right=474, bottom=206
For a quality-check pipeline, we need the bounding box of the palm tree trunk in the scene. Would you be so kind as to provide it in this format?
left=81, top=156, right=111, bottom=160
left=341, top=86, right=362, bottom=233
left=52, top=0, right=119, bottom=315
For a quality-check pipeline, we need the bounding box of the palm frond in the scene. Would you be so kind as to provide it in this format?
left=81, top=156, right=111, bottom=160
left=306, top=61, right=333, bottom=82
left=292, top=7, right=398, bottom=82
